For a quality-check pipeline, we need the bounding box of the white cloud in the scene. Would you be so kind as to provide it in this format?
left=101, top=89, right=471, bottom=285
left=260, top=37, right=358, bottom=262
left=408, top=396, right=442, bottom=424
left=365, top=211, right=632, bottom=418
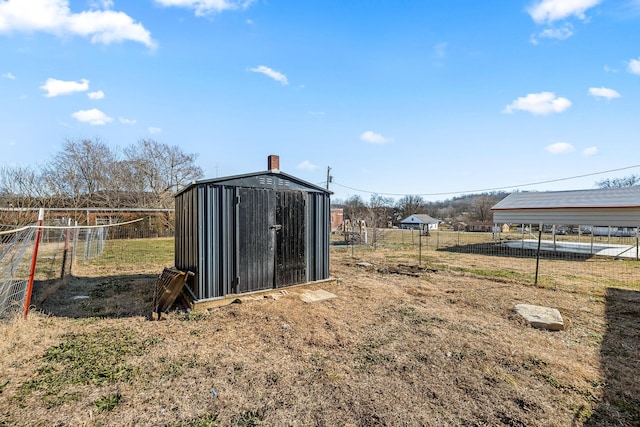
left=87, top=90, right=105, bottom=100
left=528, top=0, right=602, bottom=24
left=119, top=117, right=136, bottom=124
left=583, top=146, right=598, bottom=156
left=40, top=78, right=89, bottom=97
left=545, top=142, right=575, bottom=154
left=89, top=0, right=114, bottom=9
left=148, top=126, right=163, bottom=134
left=360, top=131, right=390, bottom=144
left=307, top=111, right=325, bottom=116
left=2, top=72, right=15, bottom=79
left=604, top=65, right=618, bottom=73
left=0, top=0, right=156, bottom=48
left=250, top=65, right=289, bottom=85
left=71, top=108, right=112, bottom=125
left=154, top=0, right=255, bottom=16
left=503, top=91, right=571, bottom=115
left=588, top=87, right=621, bottom=100
left=297, top=160, right=318, bottom=171
left=628, top=58, right=640, bottom=75
left=531, top=24, right=574, bottom=43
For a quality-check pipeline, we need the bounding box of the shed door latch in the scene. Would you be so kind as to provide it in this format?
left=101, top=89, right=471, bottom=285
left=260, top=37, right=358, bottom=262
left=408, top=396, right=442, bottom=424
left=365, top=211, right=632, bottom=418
left=270, top=224, right=282, bottom=231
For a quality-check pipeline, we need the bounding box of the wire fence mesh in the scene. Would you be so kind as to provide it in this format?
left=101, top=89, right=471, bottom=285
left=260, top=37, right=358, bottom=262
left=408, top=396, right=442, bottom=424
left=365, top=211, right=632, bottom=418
left=0, top=211, right=176, bottom=319
left=3, top=210, right=639, bottom=320
left=0, top=225, right=37, bottom=318
left=334, top=226, right=640, bottom=289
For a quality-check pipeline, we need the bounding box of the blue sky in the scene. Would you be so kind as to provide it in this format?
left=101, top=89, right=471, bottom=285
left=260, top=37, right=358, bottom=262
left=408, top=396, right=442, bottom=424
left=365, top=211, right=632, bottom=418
left=1, top=0, right=640, bottom=202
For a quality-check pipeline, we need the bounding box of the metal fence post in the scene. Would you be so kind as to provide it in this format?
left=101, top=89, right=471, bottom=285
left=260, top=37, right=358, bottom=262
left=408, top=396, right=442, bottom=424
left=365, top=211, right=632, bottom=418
left=534, top=223, right=542, bottom=286
left=60, top=218, right=71, bottom=279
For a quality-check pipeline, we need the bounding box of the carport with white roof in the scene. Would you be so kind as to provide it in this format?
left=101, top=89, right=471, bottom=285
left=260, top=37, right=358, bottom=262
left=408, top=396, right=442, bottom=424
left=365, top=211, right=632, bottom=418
left=492, top=186, right=640, bottom=228
left=491, top=186, right=640, bottom=259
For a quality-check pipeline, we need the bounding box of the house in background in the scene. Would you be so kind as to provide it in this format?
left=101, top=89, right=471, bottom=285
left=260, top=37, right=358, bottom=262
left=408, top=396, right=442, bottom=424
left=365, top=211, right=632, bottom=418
left=400, top=214, right=440, bottom=231
left=330, top=208, right=344, bottom=233
left=466, top=222, right=495, bottom=232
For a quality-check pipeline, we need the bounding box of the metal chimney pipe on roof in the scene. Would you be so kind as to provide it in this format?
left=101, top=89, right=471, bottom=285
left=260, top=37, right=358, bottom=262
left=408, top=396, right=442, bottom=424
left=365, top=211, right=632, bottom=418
left=268, top=154, right=280, bottom=172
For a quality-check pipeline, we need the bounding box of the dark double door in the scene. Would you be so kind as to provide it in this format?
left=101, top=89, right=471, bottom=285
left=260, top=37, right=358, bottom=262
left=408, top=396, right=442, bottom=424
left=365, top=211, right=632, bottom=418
left=236, top=188, right=306, bottom=293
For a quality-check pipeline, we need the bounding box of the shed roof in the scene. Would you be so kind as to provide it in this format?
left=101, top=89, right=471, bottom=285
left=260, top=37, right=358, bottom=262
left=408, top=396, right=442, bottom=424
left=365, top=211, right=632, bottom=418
left=176, top=169, right=331, bottom=197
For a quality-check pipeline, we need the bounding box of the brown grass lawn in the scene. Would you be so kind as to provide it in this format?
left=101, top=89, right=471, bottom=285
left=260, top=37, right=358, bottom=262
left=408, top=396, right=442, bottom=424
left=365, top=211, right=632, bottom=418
left=1, top=243, right=639, bottom=426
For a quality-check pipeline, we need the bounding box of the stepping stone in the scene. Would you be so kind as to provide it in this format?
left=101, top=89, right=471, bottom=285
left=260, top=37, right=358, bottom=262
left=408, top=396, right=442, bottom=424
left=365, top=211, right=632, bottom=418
left=300, top=289, right=337, bottom=303
left=515, top=304, right=564, bottom=331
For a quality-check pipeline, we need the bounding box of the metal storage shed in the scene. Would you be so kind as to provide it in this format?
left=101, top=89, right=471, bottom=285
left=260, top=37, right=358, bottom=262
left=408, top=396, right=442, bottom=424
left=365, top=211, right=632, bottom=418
left=174, top=155, right=331, bottom=301
left=491, top=187, right=640, bottom=227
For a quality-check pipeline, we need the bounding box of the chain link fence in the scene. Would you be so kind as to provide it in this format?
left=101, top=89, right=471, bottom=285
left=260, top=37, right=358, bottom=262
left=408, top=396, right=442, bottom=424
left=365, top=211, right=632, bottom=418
left=0, top=210, right=176, bottom=319
left=0, top=225, right=38, bottom=318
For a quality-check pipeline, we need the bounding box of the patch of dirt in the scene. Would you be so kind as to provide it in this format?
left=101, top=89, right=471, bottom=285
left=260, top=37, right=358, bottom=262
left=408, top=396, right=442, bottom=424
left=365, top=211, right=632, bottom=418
left=32, top=274, right=156, bottom=318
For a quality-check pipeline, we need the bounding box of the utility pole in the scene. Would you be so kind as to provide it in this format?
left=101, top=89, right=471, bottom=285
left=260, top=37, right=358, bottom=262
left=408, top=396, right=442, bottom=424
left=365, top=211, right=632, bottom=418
left=326, top=166, right=332, bottom=191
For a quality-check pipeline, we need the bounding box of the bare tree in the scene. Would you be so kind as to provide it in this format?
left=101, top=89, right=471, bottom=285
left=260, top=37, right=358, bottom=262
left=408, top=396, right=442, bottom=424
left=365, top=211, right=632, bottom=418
left=0, top=165, right=48, bottom=224
left=596, top=174, right=640, bottom=188
left=124, top=139, right=204, bottom=209
left=471, top=194, right=494, bottom=222
left=44, top=138, right=117, bottom=208
left=363, top=194, right=393, bottom=248
left=368, top=194, right=394, bottom=228
left=343, top=195, right=367, bottom=223
left=395, top=195, right=426, bottom=220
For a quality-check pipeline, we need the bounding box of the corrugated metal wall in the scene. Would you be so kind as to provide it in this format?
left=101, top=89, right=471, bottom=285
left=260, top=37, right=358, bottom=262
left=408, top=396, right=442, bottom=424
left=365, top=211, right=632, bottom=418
left=493, top=208, right=640, bottom=228
left=237, top=187, right=276, bottom=293
left=305, top=191, right=330, bottom=282
left=175, top=177, right=330, bottom=301
left=174, top=187, right=199, bottom=294
left=275, top=190, right=306, bottom=287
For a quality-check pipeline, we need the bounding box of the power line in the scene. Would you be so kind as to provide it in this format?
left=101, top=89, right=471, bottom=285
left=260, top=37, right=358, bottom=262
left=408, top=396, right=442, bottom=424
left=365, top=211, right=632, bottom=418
left=331, top=163, right=640, bottom=198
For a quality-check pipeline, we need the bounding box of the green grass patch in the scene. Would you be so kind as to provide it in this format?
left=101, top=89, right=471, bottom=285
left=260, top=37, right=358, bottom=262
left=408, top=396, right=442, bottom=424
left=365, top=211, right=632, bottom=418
left=440, top=264, right=531, bottom=282
left=523, top=356, right=547, bottom=370
left=169, top=413, right=219, bottom=427
left=601, top=279, right=640, bottom=291
left=354, top=333, right=396, bottom=370
left=94, top=392, right=122, bottom=412
left=232, top=407, right=267, bottom=427
left=161, top=355, right=200, bottom=378
left=17, top=327, right=158, bottom=406
left=80, top=237, right=174, bottom=268
left=573, top=405, right=593, bottom=423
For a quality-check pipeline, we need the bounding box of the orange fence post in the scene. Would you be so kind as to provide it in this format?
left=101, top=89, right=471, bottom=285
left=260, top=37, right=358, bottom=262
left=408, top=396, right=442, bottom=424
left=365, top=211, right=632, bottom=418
left=23, top=208, right=44, bottom=319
